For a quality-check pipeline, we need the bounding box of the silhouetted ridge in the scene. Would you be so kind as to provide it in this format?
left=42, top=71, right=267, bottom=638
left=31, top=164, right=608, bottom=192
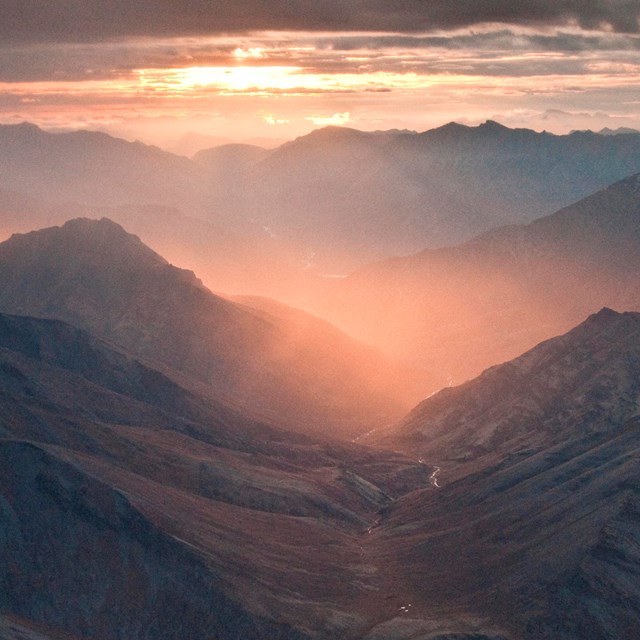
left=585, top=306, right=627, bottom=324
left=2, top=216, right=204, bottom=294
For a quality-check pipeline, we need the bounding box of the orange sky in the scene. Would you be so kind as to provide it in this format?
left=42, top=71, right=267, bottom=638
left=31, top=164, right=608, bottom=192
left=1, top=4, right=639, bottom=148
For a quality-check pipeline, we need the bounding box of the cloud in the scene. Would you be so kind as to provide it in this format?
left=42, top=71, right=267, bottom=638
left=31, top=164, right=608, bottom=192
left=0, top=0, right=638, bottom=45
left=305, top=112, right=351, bottom=125
left=318, top=31, right=640, bottom=54
left=264, top=114, right=291, bottom=124
left=1, top=33, right=638, bottom=88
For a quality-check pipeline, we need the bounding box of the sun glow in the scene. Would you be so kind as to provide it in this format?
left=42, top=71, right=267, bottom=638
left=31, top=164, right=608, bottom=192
left=134, top=65, right=431, bottom=96
left=173, top=65, right=304, bottom=91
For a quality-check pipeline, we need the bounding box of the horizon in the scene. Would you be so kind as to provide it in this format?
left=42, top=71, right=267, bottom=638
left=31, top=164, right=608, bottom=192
left=4, top=116, right=639, bottom=157
left=1, top=2, right=639, bottom=150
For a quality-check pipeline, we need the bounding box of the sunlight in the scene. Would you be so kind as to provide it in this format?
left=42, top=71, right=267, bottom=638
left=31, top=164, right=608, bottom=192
left=233, top=47, right=267, bottom=59
left=135, top=65, right=429, bottom=96
left=169, top=65, right=307, bottom=92
left=306, top=112, right=351, bottom=125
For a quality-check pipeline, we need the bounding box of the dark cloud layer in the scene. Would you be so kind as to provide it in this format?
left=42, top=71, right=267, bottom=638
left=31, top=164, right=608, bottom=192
left=1, top=30, right=638, bottom=84
left=1, top=0, right=639, bottom=44
left=321, top=31, right=640, bottom=53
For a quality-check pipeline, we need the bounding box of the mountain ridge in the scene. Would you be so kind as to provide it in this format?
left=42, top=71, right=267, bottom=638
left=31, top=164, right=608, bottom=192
left=314, top=171, right=640, bottom=389
left=0, top=218, right=424, bottom=437
left=374, top=307, right=640, bottom=475
left=4, top=120, right=640, bottom=280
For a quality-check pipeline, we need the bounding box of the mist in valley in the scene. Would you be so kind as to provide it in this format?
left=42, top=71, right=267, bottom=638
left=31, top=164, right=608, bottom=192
left=1, top=115, right=640, bottom=639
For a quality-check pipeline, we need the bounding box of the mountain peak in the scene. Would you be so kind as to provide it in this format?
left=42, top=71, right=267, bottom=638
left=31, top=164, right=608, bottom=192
left=0, top=121, right=44, bottom=139
left=7, top=217, right=169, bottom=270
left=580, top=307, right=640, bottom=334
left=289, top=125, right=366, bottom=146
left=428, top=121, right=470, bottom=135
left=61, top=215, right=135, bottom=236
left=13, top=121, right=42, bottom=132
left=589, top=306, right=621, bottom=321
left=478, top=119, right=510, bottom=131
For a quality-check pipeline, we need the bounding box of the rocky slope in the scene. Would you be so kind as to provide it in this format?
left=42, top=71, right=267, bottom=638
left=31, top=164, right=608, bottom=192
left=0, top=218, right=424, bottom=437
left=375, top=308, right=640, bottom=468
left=316, top=172, right=640, bottom=388
left=360, top=309, right=640, bottom=639
left=370, top=417, right=640, bottom=640
left=2, top=305, right=640, bottom=637
left=0, top=311, right=428, bottom=639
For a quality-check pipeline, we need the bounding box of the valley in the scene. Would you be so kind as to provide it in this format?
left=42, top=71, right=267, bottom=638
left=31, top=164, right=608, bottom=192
left=0, top=119, right=639, bottom=639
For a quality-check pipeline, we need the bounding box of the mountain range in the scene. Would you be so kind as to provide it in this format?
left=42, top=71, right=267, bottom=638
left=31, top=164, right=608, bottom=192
left=200, top=120, right=640, bottom=270
left=314, top=171, right=640, bottom=389
left=1, top=121, right=640, bottom=639
left=2, top=121, right=640, bottom=283
left=2, top=300, right=640, bottom=638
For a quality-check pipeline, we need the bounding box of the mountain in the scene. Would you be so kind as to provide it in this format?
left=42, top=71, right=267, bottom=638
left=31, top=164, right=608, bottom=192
left=598, top=127, right=640, bottom=135
left=167, top=131, right=235, bottom=156
left=3, top=121, right=640, bottom=290
left=369, top=415, right=640, bottom=640
left=0, top=218, right=424, bottom=437
left=0, top=311, right=428, bottom=639
left=358, top=308, right=640, bottom=639
left=314, top=171, right=640, bottom=388
left=192, top=143, right=274, bottom=238
left=0, top=188, right=311, bottom=301
left=0, top=122, right=208, bottom=213
left=193, top=142, right=271, bottom=169
left=196, top=121, right=640, bottom=270
left=375, top=308, right=640, bottom=468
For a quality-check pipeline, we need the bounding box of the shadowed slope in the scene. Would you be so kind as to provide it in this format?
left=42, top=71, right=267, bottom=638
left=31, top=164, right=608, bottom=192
left=2, top=298, right=640, bottom=637
left=0, top=311, right=428, bottom=639
left=0, top=218, right=422, bottom=438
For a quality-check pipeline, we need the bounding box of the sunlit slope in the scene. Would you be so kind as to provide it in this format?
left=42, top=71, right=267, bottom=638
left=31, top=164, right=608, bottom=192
left=375, top=308, right=640, bottom=466
left=0, top=218, right=423, bottom=437
left=318, top=172, right=640, bottom=388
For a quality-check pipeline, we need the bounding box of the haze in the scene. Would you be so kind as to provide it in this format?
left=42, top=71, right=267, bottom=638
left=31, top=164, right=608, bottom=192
left=1, top=1, right=639, bottom=148
left=2, top=3, right=640, bottom=639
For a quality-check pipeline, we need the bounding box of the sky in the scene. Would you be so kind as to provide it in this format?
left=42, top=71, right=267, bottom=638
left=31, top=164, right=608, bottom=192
left=1, top=1, right=639, bottom=149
